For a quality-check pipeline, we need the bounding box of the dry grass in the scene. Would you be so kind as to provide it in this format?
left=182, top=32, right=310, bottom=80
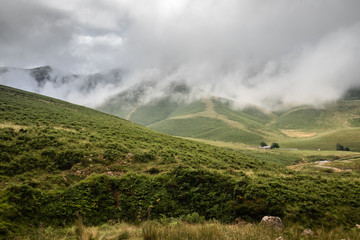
left=25, top=221, right=360, bottom=240
left=281, top=130, right=317, bottom=138
left=0, top=122, right=28, bottom=131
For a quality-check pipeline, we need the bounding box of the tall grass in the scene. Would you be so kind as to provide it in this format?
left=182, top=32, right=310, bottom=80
left=25, top=221, right=360, bottom=240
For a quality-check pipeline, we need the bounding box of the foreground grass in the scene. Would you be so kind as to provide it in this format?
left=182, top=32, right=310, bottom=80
left=25, top=221, right=360, bottom=240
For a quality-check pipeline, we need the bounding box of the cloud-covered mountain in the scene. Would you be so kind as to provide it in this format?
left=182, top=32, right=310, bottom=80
left=0, top=66, right=126, bottom=107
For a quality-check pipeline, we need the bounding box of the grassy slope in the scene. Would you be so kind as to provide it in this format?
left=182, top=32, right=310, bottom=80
left=99, top=88, right=360, bottom=151
left=279, top=128, right=360, bottom=151
left=2, top=85, right=360, bottom=238
left=149, top=117, right=264, bottom=144
left=128, top=98, right=183, bottom=126
left=147, top=98, right=283, bottom=145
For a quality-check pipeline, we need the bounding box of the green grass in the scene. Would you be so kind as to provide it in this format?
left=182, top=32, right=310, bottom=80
left=270, top=107, right=326, bottom=130
left=279, top=128, right=360, bottom=151
left=168, top=100, right=206, bottom=117
left=148, top=117, right=264, bottom=144
left=1, top=84, right=360, bottom=238
left=129, top=98, right=182, bottom=125
left=99, top=90, right=360, bottom=151
left=213, top=100, right=274, bottom=125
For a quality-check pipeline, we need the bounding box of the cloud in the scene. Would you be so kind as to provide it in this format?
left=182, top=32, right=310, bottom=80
left=0, top=0, right=360, bottom=108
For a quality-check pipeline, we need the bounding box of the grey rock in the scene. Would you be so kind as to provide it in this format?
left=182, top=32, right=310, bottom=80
left=261, top=216, right=283, bottom=230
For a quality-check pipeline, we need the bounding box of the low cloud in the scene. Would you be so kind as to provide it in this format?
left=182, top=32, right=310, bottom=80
left=0, top=0, right=360, bottom=109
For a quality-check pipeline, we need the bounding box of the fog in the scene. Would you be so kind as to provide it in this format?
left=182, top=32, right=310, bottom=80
left=1, top=0, right=360, bottom=109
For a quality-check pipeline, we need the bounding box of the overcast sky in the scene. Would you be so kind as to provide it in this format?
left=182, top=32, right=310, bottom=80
left=1, top=0, right=360, bottom=108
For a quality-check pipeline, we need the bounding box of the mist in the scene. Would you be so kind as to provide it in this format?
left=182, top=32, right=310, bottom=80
left=1, top=0, right=360, bottom=109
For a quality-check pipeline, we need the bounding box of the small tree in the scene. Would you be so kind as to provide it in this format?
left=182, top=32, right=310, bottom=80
left=270, top=143, right=280, bottom=149
left=260, top=142, right=267, bottom=147
left=336, top=143, right=344, bottom=151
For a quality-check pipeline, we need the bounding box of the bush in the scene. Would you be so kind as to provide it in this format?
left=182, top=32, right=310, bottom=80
left=336, top=143, right=344, bottom=151
left=133, top=151, right=156, bottom=163
left=259, top=142, right=267, bottom=147
left=54, top=150, right=84, bottom=170
left=270, top=143, right=280, bottom=149
left=181, top=212, right=205, bottom=224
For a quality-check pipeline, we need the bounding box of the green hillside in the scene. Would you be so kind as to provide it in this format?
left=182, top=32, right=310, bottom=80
left=99, top=92, right=360, bottom=151
left=2, top=85, right=360, bottom=238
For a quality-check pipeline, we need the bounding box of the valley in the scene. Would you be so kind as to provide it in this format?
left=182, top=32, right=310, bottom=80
left=1, top=85, right=360, bottom=239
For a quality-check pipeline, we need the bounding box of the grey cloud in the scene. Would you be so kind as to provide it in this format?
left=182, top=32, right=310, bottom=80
left=1, top=0, right=360, bottom=109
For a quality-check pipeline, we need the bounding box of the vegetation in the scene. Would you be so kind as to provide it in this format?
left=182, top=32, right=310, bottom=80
left=260, top=142, right=267, bottom=147
left=100, top=92, right=360, bottom=151
left=25, top=220, right=360, bottom=240
left=1, top=85, right=360, bottom=239
left=270, top=143, right=280, bottom=149
left=336, top=143, right=350, bottom=151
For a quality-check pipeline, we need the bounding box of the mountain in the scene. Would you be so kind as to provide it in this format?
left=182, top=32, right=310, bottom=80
left=1, top=66, right=360, bottom=151
left=98, top=83, right=360, bottom=151
left=0, top=66, right=126, bottom=107
left=1, top=84, right=360, bottom=238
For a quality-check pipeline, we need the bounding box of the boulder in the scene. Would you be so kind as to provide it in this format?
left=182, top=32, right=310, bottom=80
left=301, top=229, right=314, bottom=236
left=261, top=216, right=283, bottom=230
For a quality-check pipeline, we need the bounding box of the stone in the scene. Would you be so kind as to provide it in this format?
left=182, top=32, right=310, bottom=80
left=126, top=153, right=134, bottom=160
left=301, top=229, right=314, bottom=236
left=261, top=216, right=283, bottom=230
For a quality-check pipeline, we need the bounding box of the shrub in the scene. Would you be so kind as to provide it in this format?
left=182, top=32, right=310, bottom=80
left=181, top=212, right=205, bottom=224
left=133, top=151, right=156, bottom=163
left=54, top=150, right=84, bottom=170
left=270, top=143, right=280, bottom=149
left=260, top=142, right=267, bottom=147
left=336, top=143, right=344, bottom=151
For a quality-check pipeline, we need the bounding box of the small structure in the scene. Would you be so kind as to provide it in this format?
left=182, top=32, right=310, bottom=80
left=259, top=146, right=271, bottom=150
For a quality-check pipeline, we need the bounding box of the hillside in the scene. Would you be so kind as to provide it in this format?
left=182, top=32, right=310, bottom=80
left=1, top=85, right=360, bottom=238
left=2, top=66, right=360, bottom=151
left=99, top=90, right=360, bottom=151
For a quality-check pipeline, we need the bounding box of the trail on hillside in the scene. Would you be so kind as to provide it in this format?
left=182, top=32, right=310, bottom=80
left=168, top=98, right=245, bottom=130
left=168, top=98, right=282, bottom=138
left=126, top=104, right=140, bottom=120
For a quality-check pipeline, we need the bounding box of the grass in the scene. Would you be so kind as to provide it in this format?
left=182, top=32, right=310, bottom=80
left=279, top=128, right=360, bottom=151
left=148, top=117, right=264, bottom=144
left=99, top=89, right=360, bottom=151
left=24, top=220, right=360, bottom=240
left=129, top=98, right=182, bottom=126
left=168, top=100, right=206, bottom=118
left=270, top=107, right=327, bottom=130
left=1, top=84, right=360, bottom=238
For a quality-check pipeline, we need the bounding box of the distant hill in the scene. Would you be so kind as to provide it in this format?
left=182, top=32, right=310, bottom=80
left=99, top=84, right=360, bottom=151
left=2, top=66, right=360, bottom=151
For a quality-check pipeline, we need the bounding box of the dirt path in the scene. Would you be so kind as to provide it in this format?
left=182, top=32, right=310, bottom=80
left=126, top=104, right=140, bottom=120
left=168, top=98, right=246, bottom=130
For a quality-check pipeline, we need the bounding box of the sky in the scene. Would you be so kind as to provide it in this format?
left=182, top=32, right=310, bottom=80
left=1, top=0, right=360, bottom=108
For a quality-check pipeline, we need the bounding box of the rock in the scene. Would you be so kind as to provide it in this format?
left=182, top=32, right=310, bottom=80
left=356, top=224, right=360, bottom=229
left=301, top=229, right=314, bottom=236
left=261, top=216, right=283, bottom=230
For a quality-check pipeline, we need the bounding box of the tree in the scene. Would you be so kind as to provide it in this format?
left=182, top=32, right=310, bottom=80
left=344, top=147, right=350, bottom=151
left=336, top=143, right=344, bottom=151
left=270, top=143, right=280, bottom=149
left=260, top=142, right=267, bottom=147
